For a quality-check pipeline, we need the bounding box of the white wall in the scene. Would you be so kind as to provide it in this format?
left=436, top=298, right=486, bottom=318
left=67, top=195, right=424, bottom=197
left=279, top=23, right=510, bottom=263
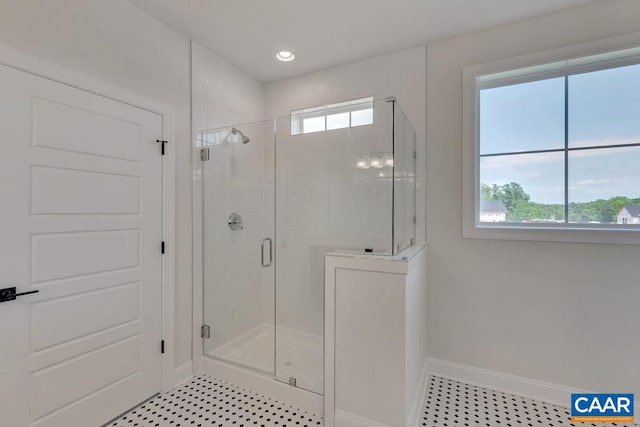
left=0, top=0, right=194, bottom=369
left=427, top=0, right=640, bottom=396
left=192, top=42, right=266, bottom=132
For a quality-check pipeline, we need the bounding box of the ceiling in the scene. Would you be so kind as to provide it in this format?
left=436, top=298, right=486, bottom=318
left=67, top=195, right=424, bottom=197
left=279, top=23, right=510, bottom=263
left=130, top=0, right=599, bottom=83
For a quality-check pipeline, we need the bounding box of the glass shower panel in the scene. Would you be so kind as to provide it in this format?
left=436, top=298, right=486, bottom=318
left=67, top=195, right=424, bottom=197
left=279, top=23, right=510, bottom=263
left=201, top=119, right=275, bottom=375
left=392, top=103, right=417, bottom=254
left=273, top=100, right=394, bottom=394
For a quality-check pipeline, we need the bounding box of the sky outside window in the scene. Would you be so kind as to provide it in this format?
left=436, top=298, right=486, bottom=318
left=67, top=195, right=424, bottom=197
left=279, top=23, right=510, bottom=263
left=478, top=62, right=640, bottom=224
left=480, top=77, right=565, bottom=155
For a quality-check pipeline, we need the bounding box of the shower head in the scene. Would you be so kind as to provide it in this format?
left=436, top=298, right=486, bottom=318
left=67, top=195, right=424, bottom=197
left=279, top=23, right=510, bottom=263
left=231, top=127, right=250, bottom=144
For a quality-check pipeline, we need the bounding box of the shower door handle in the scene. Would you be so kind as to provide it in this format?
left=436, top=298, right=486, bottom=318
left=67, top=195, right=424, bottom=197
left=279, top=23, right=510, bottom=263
left=261, top=238, right=272, bottom=267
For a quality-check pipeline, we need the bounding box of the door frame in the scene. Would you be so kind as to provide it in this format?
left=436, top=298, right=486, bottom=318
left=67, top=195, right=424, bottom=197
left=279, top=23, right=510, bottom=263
left=0, top=43, right=177, bottom=393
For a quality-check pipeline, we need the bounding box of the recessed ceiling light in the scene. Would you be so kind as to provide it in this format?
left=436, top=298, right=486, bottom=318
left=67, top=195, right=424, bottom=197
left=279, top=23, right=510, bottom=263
left=276, top=51, right=295, bottom=62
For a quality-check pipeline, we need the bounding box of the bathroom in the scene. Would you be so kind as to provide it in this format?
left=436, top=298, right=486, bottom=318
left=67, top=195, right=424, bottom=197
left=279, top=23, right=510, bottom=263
left=0, top=1, right=639, bottom=426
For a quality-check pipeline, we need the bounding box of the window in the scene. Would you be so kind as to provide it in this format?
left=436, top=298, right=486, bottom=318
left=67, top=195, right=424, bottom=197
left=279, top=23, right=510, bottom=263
left=469, top=46, right=640, bottom=236
left=290, top=97, right=374, bottom=135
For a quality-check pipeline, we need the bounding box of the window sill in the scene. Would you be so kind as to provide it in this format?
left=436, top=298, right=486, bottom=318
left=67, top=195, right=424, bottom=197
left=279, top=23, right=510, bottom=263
left=463, top=223, right=640, bottom=245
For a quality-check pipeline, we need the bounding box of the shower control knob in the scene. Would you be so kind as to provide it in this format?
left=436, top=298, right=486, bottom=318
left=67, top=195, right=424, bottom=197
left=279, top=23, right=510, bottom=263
left=228, top=213, right=244, bottom=231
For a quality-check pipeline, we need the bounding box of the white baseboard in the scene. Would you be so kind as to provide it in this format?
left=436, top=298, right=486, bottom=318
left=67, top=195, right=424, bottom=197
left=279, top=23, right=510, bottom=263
left=173, top=361, right=193, bottom=387
left=407, top=358, right=430, bottom=427
left=426, top=357, right=640, bottom=415
left=335, top=410, right=389, bottom=427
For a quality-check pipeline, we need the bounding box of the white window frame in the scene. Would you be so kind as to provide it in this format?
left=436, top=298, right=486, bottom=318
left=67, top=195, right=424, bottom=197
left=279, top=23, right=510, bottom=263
left=291, top=96, right=374, bottom=135
left=463, top=32, right=640, bottom=244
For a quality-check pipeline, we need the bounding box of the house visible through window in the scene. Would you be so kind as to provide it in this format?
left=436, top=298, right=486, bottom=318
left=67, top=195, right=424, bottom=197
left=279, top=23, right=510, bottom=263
left=291, top=96, right=374, bottom=135
left=476, top=51, right=640, bottom=227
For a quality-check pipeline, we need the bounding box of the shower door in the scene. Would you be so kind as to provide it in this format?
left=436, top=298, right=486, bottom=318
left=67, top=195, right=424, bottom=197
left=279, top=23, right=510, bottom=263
left=200, top=119, right=275, bottom=375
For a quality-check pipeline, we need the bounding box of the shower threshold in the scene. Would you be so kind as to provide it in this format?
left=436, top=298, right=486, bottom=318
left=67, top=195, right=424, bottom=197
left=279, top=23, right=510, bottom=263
left=209, top=323, right=323, bottom=394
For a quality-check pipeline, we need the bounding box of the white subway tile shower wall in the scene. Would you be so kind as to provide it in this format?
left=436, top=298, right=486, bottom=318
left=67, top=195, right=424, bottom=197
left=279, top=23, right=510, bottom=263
left=265, top=46, right=426, bottom=246
left=274, top=103, right=395, bottom=340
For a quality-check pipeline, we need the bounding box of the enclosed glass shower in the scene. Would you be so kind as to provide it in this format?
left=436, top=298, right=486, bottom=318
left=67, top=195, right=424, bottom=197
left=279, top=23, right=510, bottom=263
left=197, top=98, right=416, bottom=395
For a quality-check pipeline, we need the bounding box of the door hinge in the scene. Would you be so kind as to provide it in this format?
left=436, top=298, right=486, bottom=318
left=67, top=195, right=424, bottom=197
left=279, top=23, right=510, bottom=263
left=161, top=340, right=165, bottom=354
left=200, top=147, right=210, bottom=161
left=413, top=215, right=416, bottom=224
left=413, top=151, right=417, bottom=159
left=201, top=324, right=210, bottom=339
left=161, top=241, right=165, bottom=254
left=156, top=139, right=168, bottom=155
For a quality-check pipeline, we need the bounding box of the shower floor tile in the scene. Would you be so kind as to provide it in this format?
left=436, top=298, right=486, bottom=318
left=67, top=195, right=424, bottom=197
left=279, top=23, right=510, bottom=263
left=210, top=325, right=323, bottom=394
left=422, top=375, right=638, bottom=427
left=212, top=326, right=274, bottom=373
left=109, top=374, right=323, bottom=427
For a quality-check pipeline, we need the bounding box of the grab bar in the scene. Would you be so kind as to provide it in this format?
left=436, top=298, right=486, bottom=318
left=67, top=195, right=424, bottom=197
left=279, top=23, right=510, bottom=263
left=261, top=237, right=272, bottom=267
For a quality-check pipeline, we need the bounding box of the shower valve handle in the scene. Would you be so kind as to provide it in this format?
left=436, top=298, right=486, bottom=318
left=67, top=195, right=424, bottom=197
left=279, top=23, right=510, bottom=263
left=228, top=213, right=244, bottom=230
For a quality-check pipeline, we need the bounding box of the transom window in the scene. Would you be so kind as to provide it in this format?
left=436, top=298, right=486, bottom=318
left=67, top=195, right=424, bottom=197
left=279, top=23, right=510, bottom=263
left=475, top=49, right=640, bottom=228
left=291, top=96, right=374, bottom=135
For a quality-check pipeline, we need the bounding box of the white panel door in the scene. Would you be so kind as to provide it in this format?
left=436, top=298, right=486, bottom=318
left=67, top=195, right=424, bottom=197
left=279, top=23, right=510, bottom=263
left=0, top=63, right=163, bottom=427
